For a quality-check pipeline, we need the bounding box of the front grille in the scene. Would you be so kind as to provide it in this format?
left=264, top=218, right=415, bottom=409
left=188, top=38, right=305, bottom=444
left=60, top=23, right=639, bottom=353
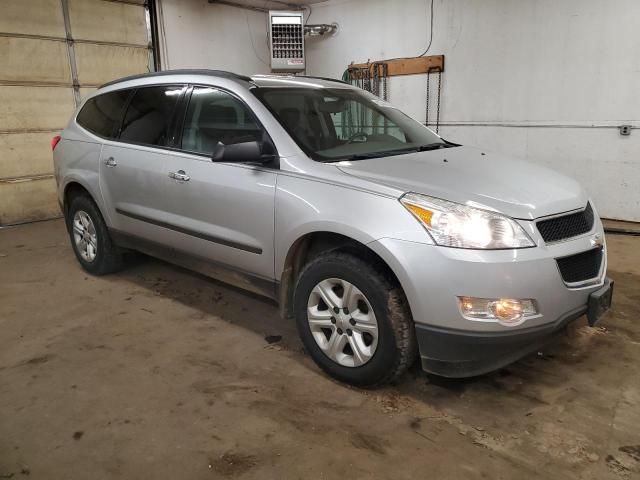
left=537, top=203, right=594, bottom=243
left=556, top=248, right=603, bottom=284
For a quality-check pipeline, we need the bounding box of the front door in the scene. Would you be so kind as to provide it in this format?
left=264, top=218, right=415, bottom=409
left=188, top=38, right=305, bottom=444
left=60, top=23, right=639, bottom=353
left=160, top=86, right=277, bottom=282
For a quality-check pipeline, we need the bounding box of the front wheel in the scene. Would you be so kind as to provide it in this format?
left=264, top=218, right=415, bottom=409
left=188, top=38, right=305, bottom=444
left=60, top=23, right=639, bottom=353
left=294, top=252, right=416, bottom=387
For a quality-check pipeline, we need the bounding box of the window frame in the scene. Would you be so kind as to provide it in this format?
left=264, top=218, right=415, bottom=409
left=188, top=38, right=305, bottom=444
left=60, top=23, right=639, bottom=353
left=174, top=84, right=273, bottom=159
left=75, top=82, right=280, bottom=166
left=114, top=83, right=188, bottom=149
left=75, top=88, right=134, bottom=140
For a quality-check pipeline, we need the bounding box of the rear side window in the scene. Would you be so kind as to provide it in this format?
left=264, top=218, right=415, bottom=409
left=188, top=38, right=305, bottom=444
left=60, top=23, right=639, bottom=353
left=76, top=90, right=130, bottom=138
left=181, top=87, right=262, bottom=155
left=120, top=85, right=184, bottom=147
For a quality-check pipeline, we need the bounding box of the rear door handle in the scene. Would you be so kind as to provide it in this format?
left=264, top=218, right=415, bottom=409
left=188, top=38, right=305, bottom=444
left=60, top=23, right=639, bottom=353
left=104, top=157, right=117, bottom=167
left=169, top=170, right=190, bottom=182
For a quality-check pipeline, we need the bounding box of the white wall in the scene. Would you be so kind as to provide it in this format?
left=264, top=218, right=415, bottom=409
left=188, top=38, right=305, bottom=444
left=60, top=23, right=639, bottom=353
left=158, top=0, right=640, bottom=221
left=305, top=0, right=640, bottom=222
left=158, top=0, right=271, bottom=76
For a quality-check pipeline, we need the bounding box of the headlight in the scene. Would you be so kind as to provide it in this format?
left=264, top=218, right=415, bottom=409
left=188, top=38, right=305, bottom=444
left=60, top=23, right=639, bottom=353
left=400, top=193, right=534, bottom=249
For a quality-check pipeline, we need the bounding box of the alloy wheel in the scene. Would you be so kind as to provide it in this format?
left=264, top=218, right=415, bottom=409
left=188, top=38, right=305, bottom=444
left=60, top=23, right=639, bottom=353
left=72, top=210, right=98, bottom=263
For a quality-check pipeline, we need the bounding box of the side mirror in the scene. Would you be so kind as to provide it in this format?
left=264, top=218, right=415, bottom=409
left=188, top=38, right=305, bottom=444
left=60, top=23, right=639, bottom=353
left=211, top=138, right=277, bottom=165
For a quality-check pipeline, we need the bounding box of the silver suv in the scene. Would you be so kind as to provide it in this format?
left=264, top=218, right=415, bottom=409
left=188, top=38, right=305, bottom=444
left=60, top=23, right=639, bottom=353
left=53, top=70, right=613, bottom=386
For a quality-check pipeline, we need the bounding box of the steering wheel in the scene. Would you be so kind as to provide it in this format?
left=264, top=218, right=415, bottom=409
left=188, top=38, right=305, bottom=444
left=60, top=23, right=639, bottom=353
left=346, top=132, right=369, bottom=144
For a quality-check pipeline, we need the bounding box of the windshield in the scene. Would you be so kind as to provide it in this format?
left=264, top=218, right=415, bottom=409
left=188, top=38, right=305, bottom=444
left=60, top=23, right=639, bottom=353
left=252, top=87, right=452, bottom=162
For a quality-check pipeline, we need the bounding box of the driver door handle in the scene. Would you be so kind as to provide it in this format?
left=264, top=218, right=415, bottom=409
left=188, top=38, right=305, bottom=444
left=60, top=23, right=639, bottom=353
left=169, top=170, right=190, bottom=182
left=104, top=156, right=117, bottom=167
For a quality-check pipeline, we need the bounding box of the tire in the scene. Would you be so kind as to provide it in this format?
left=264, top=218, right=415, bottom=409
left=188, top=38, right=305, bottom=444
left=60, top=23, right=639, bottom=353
left=66, top=194, right=123, bottom=275
left=293, top=251, right=417, bottom=387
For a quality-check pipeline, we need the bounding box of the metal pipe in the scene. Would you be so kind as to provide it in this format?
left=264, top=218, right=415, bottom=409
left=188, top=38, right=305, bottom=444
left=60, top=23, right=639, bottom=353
left=304, top=23, right=338, bottom=36
left=207, top=0, right=306, bottom=13
left=424, top=122, right=639, bottom=130
left=207, top=0, right=269, bottom=13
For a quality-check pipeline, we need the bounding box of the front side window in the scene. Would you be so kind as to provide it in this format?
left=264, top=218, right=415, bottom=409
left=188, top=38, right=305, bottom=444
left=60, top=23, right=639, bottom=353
left=76, top=89, right=130, bottom=138
left=181, top=87, right=262, bottom=155
left=253, top=87, right=450, bottom=162
left=119, top=85, right=184, bottom=147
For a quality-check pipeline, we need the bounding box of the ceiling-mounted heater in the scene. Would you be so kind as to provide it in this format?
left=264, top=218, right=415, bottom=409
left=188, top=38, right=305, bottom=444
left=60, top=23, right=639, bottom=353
left=269, top=11, right=305, bottom=72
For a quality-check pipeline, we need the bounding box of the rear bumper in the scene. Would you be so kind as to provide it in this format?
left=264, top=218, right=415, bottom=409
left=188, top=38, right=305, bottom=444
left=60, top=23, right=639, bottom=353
left=415, top=305, right=586, bottom=378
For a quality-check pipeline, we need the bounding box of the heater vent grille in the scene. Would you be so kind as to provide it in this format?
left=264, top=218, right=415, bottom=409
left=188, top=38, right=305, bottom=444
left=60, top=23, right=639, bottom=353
left=269, top=11, right=305, bottom=72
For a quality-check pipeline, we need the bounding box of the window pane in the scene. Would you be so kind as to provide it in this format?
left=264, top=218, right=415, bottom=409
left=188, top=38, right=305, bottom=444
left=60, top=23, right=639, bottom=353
left=254, top=88, right=443, bottom=162
left=120, top=85, right=183, bottom=146
left=181, top=87, right=262, bottom=155
left=76, top=90, right=130, bottom=138
left=329, top=100, right=406, bottom=142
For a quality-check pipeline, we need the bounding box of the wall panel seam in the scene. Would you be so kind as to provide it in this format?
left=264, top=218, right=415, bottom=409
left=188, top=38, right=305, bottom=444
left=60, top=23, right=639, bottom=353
left=0, top=81, right=74, bottom=87
left=0, top=174, right=55, bottom=183
left=61, top=0, right=81, bottom=106
left=0, top=129, right=64, bottom=134
left=0, top=32, right=150, bottom=49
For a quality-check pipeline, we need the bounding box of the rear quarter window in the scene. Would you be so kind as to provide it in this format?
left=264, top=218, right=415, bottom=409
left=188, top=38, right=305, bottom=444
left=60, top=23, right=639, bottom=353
left=76, top=90, right=131, bottom=138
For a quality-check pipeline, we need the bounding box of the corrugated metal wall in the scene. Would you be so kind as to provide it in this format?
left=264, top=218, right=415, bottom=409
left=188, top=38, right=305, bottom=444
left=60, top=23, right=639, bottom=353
left=0, top=0, right=152, bottom=225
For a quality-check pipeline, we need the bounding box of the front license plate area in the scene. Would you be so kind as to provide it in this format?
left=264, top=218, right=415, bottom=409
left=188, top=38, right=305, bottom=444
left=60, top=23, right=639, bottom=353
left=587, top=279, right=614, bottom=326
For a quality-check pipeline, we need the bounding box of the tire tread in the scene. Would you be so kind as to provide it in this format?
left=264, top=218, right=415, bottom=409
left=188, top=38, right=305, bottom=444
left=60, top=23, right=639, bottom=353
left=296, top=251, right=417, bottom=387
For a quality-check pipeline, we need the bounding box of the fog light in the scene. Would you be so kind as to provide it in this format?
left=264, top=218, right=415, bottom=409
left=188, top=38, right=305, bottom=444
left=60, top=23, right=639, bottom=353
left=458, top=297, right=538, bottom=326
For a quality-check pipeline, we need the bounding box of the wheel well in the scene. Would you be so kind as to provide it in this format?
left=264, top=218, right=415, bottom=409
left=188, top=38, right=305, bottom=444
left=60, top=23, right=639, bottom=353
left=278, top=232, right=403, bottom=319
left=63, top=182, right=91, bottom=224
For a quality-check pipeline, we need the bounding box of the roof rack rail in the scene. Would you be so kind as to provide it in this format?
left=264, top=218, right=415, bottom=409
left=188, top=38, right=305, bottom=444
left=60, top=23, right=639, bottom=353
left=296, top=75, right=350, bottom=85
left=99, top=69, right=252, bottom=89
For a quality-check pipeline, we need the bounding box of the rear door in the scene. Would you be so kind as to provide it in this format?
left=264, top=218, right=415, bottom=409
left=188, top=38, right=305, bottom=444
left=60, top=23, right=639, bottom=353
left=99, top=84, right=186, bottom=240
left=160, top=85, right=277, bottom=281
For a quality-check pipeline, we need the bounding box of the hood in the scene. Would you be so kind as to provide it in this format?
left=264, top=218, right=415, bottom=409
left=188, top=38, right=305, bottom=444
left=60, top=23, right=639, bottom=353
left=337, top=146, right=588, bottom=220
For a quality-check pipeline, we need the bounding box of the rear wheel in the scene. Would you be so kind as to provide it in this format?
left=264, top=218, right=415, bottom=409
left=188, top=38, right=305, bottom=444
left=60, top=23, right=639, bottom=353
left=294, top=251, right=416, bottom=387
left=66, top=195, right=123, bottom=275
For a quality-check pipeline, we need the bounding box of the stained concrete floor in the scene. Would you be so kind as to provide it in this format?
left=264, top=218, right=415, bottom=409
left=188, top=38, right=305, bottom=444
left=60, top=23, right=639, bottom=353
left=0, top=219, right=639, bottom=480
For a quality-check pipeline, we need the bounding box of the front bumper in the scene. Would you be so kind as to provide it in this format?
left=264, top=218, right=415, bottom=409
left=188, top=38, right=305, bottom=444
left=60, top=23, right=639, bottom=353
left=368, top=227, right=608, bottom=377
left=416, top=277, right=613, bottom=377
left=416, top=304, right=585, bottom=377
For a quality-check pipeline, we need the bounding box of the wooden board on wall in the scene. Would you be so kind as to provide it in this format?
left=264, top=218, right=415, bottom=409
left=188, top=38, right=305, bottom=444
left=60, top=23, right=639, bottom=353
left=349, top=55, right=444, bottom=77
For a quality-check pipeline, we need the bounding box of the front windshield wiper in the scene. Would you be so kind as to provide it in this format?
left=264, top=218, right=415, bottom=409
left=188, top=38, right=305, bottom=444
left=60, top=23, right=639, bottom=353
left=327, top=142, right=458, bottom=162
left=416, top=142, right=451, bottom=151
left=341, top=148, right=417, bottom=161
left=349, top=143, right=451, bottom=159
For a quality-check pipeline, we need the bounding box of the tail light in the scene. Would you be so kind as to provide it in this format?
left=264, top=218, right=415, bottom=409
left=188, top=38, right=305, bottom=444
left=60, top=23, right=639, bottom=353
left=51, top=135, right=61, bottom=151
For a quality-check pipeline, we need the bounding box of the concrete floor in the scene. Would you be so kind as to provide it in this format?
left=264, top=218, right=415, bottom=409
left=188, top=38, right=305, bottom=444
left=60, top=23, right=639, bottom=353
left=1, top=219, right=639, bottom=480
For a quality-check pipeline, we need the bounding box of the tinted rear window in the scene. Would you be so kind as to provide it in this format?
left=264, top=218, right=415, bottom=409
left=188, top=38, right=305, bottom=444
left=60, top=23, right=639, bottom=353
left=120, top=85, right=184, bottom=147
left=76, top=90, right=130, bottom=138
